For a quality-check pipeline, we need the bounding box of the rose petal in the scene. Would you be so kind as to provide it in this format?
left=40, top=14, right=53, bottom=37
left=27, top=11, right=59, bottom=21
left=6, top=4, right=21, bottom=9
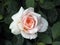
left=22, top=7, right=34, bottom=16
left=12, top=7, right=24, bottom=22
left=9, top=21, right=20, bottom=35
left=31, top=12, right=41, bottom=25
left=17, top=22, right=23, bottom=30
left=9, top=21, right=16, bottom=29
left=20, top=31, right=37, bottom=39
left=38, top=17, right=48, bottom=32
left=9, top=7, right=48, bottom=39
left=26, top=12, right=41, bottom=34
left=11, top=28, right=20, bottom=35
left=28, top=26, right=39, bottom=34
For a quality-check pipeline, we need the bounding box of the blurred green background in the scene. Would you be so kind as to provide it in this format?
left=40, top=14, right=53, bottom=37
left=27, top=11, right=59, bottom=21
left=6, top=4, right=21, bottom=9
left=0, top=0, right=60, bottom=45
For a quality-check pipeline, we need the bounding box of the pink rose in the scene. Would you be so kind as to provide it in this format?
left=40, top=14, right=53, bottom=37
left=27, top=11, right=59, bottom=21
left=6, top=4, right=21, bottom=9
left=9, top=7, right=48, bottom=39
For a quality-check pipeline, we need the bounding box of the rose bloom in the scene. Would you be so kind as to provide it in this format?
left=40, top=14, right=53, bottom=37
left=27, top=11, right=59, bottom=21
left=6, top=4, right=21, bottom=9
left=9, top=7, right=48, bottom=39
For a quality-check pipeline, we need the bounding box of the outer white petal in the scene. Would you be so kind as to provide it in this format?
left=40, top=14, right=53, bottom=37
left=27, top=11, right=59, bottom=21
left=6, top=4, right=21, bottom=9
left=12, top=7, right=24, bottom=22
left=17, top=22, right=23, bottom=30
left=22, top=7, right=34, bottom=16
left=9, top=21, right=20, bottom=35
left=38, top=17, right=48, bottom=32
left=9, top=21, right=16, bottom=29
left=31, top=12, right=41, bottom=25
left=11, top=28, right=20, bottom=35
left=24, top=7, right=34, bottom=13
left=20, top=31, right=37, bottom=39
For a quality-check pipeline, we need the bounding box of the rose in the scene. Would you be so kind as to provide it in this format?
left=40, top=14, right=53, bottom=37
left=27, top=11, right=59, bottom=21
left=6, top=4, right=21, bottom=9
left=9, top=7, right=48, bottom=39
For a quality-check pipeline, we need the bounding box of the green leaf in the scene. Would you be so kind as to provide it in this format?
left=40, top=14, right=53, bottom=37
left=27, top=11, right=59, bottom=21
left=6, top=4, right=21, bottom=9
left=46, top=9, right=58, bottom=24
left=39, top=0, right=45, bottom=4
left=52, top=41, right=60, bottom=45
left=53, top=0, right=60, bottom=6
left=37, top=42, right=46, bottom=45
left=39, top=1, right=55, bottom=9
left=4, top=15, right=12, bottom=24
left=55, top=37, right=60, bottom=41
left=12, top=35, right=24, bottom=45
left=52, top=22, right=60, bottom=39
left=0, top=1, right=4, bottom=14
left=38, top=11, right=47, bottom=19
left=26, top=0, right=34, bottom=8
left=5, top=0, right=19, bottom=14
left=26, top=40, right=33, bottom=45
left=38, top=34, right=52, bottom=44
left=5, top=40, right=12, bottom=45
left=1, top=23, right=13, bottom=40
left=0, top=14, right=3, bottom=20
left=3, top=0, right=20, bottom=24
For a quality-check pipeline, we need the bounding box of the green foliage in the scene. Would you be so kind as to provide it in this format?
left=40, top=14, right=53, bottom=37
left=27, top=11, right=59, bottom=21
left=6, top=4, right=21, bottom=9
left=25, top=40, right=33, bottom=45
left=26, top=0, right=34, bottom=8
left=4, top=15, right=12, bottom=24
left=38, top=11, right=47, bottom=19
left=5, top=40, right=12, bottom=45
left=3, top=0, right=19, bottom=24
left=39, top=0, right=45, bottom=4
left=37, top=42, right=46, bottom=45
left=52, top=22, right=60, bottom=39
left=0, top=14, right=3, bottom=20
left=0, top=0, right=60, bottom=45
left=12, top=35, right=24, bottom=45
left=46, top=9, right=58, bottom=24
left=53, top=0, right=60, bottom=5
left=39, top=1, right=55, bottom=9
left=38, top=34, right=52, bottom=44
left=52, top=41, right=60, bottom=45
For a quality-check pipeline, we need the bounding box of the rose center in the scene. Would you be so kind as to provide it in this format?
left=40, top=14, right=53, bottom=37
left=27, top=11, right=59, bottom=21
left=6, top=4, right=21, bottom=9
left=22, top=14, right=36, bottom=30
